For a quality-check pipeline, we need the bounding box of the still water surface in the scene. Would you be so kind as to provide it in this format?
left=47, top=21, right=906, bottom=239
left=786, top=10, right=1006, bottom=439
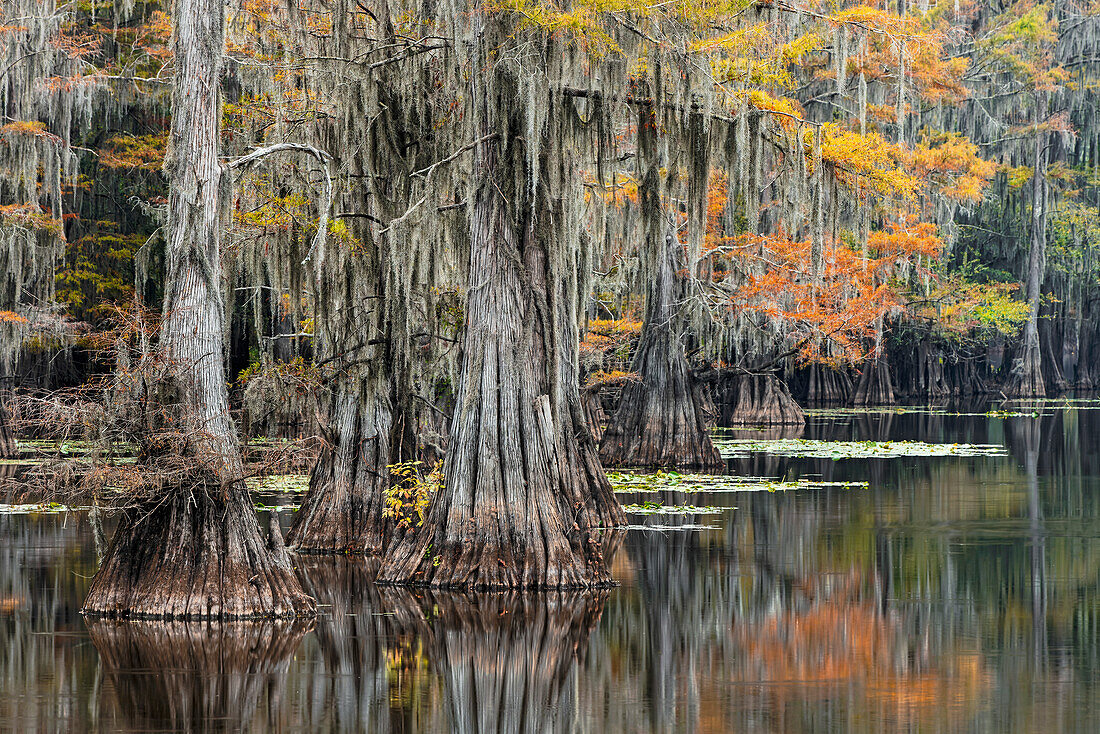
left=2, top=404, right=1099, bottom=732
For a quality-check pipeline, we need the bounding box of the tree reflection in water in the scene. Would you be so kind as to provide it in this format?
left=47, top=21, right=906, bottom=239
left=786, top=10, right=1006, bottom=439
left=4, top=410, right=1100, bottom=731
left=89, top=619, right=312, bottom=732
left=289, top=530, right=622, bottom=733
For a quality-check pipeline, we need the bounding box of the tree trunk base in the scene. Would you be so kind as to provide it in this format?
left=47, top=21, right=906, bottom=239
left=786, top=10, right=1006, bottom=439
left=852, top=356, right=895, bottom=405
left=377, top=526, right=623, bottom=591
left=0, top=400, right=15, bottom=459
left=1005, top=349, right=1046, bottom=398
left=599, top=376, right=722, bottom=469
left=285, top=458, right=388, bottom=555
left=286, top=388, right=400, bottom=555
left=803, top=363, right=853, bottom=403
left=83, top=487, right=316, bottom=619
left=717, top=373, right=805, bottom=426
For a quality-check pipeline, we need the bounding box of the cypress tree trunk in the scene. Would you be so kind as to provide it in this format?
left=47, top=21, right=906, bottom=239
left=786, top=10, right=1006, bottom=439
left=82, top=0, right=314, bottom=619
left=377, top=63, right=623, bottom=589
left=716, top=372, right=805, bottom=426
left=1008, top=103, right=1048, bottom=398
left=852, top=353, right=895, bottom=406
left=1078, top=320, right=1095, bottom=389
left=600, top=226, right=722, bottom=468
left=0, top=399, right=14, bottom=458
left=287, top=381, right=406, bottom=554
left=804, top=363, right=852, bottom=403
left=599, top=104, right=720, bottom=469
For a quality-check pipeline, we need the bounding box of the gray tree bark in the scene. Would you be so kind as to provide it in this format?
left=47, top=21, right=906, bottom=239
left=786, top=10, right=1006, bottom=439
left=0, top=399, right=14, bottom=458
left=377, top=53, right=624, bottom=589
left=1008, top=98, right=1048, bottom=398
left=599, top=226, right=723, bottom=468
left=82, top=0, right=314, bottom=618
left=287, top=382, right=403, bottom=554
left=599, top=106, right=721, bottom=469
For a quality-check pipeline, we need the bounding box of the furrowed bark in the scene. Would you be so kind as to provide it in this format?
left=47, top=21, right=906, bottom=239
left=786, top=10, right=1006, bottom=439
left=599, top=226, right=722, bottom=468
left=803, top=363, right=853, bottom=403
left=377, top=62, right=623, bottom=589
left=716, top=372, right=805, bottom=427
left=286, top=382, right=398, bottom=554
left=852, top=353, right=896, bottom=406
left=599, top=104, right=721, bottom=469
left=1007, top=98, right=1048, bottom=398
left=82, top=0, right=313, bottom=619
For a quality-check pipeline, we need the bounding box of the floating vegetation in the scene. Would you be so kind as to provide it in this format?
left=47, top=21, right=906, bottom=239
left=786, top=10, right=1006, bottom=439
left=608, top=470, right=867, bottom=493
left=246, top=474, right=310, bottom=493
left=626, top=523, right=721, bottom=532
left=714, top=438, right=1007, bottom=460
left=804, top=406, right=1039, bottom=419
left=253, top=504, right=300, bottom=512
left=0, top=502, right=91, bottom=514
left=621, top=502, right=724, bottom=516
left=17, top=440, right=138, bottom=456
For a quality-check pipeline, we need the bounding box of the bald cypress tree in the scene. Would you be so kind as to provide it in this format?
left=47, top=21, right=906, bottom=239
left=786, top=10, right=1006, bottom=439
left=82, top=0, right=314, bottom=619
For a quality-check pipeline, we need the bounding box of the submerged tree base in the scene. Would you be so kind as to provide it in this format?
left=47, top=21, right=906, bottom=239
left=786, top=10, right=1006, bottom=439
left=83, top=486, right=316, bottom=620
left=378, top=525, right=624, bottom=591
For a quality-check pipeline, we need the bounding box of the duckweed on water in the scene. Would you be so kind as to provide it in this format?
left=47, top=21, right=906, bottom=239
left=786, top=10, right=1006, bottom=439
left=713, top=438, right=1007, bottom=460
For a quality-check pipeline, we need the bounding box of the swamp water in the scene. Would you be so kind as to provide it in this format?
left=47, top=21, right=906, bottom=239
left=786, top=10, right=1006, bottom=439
left=2, top=403, right=1100, bottom=732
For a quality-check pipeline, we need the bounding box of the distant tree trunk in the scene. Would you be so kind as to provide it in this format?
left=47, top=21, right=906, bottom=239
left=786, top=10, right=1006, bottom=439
left=1039, top=302, right=1065, bottom=393
left=377, top=64, right=623, bottom=589
left=599, top=104, right=720, bottom=469
left=1008, top=103, right=1047, bottom=398
left=852, top=352, right=895, bottom=406
left=287, top=379, right=412, bottom=554
left=82, top=0, right=314, bottom=619
left=582, top=391, right=606, bottom=443
left=0, top=399, right=14, bottom=458
left=600, top=227, right=722, bottom=468
left=716, top=372, right=805, bottom=426
left=1078, top=319, right=1095, bottom=389
left=804, top=363, right=852, bottom=403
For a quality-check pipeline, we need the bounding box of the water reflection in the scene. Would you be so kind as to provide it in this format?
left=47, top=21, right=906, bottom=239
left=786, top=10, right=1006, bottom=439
left=291, top=541, right=619, bottom=733
left=90, top=619, right=312, bottom=732
left=1, top=408, right=1100, bottom=731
